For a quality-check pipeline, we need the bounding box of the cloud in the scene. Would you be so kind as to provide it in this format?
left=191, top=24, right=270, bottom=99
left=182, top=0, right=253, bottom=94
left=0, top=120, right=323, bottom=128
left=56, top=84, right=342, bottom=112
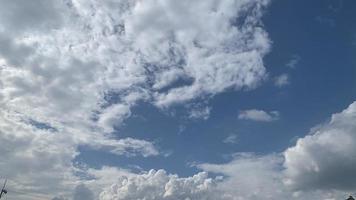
left=198, top=153, right=347, bottom=200
left=0, top=0, right=273, bottom=199
left=52, top=197, right=68, bottom=200
left=0, top=0, right=64, bottom=35
left=198, top=153, right=289, bottom=199
left=94, top=137, right=160, bottom=157
left=70, top=0, right=271, bottom=108
left=0, top=0, right=272, bottom=132
left=286, top=55, right=300, bottom=69
left=73, top=184, right=95, bottom=200
left=97, top=104, right=132, bottom=133
left=97, top=101, right=356, bottom=200
left=188, top=106, right=211, bottom=120
left=284, top=101, right=356, bottom=191
left=99, top=153, right=348, bottom=200
left=223, top=134, right=239, bottom=144
left=0, top=111, right=80, bottom=200
left=99, top=169, right=218, bottom=200
left=274, top=73, right=290, bottom=87
left=238, top=109, right=280, bottom=122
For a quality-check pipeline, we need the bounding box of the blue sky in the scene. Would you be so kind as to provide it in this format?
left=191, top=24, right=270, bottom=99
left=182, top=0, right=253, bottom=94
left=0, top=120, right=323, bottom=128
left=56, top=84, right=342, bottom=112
left=78, top=0, right=356, bottom=176
left=0, top=0, right=356, bottom=200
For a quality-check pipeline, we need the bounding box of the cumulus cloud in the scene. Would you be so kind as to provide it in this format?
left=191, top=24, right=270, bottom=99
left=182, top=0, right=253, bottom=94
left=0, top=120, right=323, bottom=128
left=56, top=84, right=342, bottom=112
left=96, top=101, right=356, bottom=200
left=0, top=0, right=271, bottom=131
left=284, top=101, right=356, bottom=191
left=274, top=73, right=290, bottom=87
left=99, top=169, right=218, bottom=200
left=0, top=0, right=273, bottom=199
left=198, top=153, right=289, bottom=199
left=199, top=153, right=349, bottom=200
left=100, top=153, right=348, bottom=200
left=238, top=109, right=279, bottom=122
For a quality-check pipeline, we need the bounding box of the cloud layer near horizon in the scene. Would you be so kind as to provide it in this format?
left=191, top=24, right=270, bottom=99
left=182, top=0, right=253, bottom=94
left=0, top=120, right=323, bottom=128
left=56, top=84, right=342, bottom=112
left=97, top=101, right=356, bottom=200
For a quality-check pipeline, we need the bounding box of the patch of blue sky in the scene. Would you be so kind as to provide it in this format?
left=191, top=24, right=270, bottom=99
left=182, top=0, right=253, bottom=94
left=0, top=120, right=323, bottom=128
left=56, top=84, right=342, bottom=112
left=76, top=0, right=356, bottom=177
left=27, top=119, right=57, bottom=132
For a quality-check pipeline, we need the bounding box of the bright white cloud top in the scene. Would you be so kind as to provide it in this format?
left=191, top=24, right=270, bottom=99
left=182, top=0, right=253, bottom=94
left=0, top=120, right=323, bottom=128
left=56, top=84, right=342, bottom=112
left=284, top=101, right=356, bottom=191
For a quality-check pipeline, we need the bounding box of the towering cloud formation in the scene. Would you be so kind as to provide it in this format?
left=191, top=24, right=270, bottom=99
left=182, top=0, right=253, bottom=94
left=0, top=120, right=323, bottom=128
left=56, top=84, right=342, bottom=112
left=284, top=101, right=356, bottom=191
left=99, top=152, right=349, bottom=200
left=99, top=169, right=217, bottom=200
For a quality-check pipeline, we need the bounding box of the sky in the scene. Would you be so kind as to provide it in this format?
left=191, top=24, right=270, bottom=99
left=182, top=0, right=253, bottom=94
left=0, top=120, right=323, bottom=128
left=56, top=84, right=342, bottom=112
left=0, top=0, right=355, bottom=200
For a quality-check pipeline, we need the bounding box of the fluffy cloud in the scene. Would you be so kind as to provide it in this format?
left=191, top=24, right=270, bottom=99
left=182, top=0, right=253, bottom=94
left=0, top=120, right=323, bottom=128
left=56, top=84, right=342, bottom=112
left=0, top=0, right=273, bottom=199
left=60, top=0, right=270, bottom=109
left=199, top=153, right=348, bottom=200
left=198, top=153, right=287, bottom=200
left=99, top=169, right=218, bottom=200
left=284, top=101, right=356, bottom=191
left=0, top=0, right=271, bottom=131
left=0, top=0, right=64, bottom=34
left=238, top=109, right=280, bottom=122
left=100, top=153, right=348, bottom=200
left=0, top=110, right=80, bottom=200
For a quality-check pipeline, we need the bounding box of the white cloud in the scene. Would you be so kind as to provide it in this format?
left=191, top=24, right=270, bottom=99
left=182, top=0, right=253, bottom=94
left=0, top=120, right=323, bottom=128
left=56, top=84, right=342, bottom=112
left=284, top=101, right=356, bottom=191
left=0, top=0, right=65, bottom=35
left=95, top=137, right=160, bottom=157
left=70, top=0, right=271, bottom=108
left=223, top=134, right=239, bottom=144
left=199, top=153, right=348, bottom=200
left=198, top=153, right=289, bottom=199
left=99, top=169, right=218, bottom=200
left=99, top=153, right=348, bottom=200
left=286, top=55, right=300, bottom=69
left=0, top=0, right=272, bottom=132
left=0, top=0, right=274, bottom=199
left=238, top=109, right=279, bottom=122
left=188, top=106, right=211, bottom=120
left=97, top=104, right=132, bottom=133
left=95, top=101, right=356, bottom=200
left=274, top=73, right=290, bottom=87
left=72, top=101, right=356, bottom=200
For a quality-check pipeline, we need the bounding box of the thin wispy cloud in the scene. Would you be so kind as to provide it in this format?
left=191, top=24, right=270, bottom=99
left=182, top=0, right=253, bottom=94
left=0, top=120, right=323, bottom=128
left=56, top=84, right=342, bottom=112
left=238, top=109, right=280, bottom=122
left=274, top=73, right=290, bottom=87
left=286, top=55, right=301, bottom=69
left=223, top=134, right=239, bottom=144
